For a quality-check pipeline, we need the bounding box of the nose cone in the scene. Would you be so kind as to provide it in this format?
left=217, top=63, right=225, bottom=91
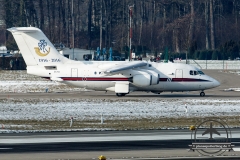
left=212, top=78, right=220, bottom=88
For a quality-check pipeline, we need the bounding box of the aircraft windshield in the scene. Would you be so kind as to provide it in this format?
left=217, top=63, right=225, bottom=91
left=189, top=70, right=204, bottom=75
left=198, top=71, right=205, bottom=75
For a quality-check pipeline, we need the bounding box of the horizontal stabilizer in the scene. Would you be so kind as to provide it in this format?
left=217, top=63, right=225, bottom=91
left=7, top=27, right=39, bottom=33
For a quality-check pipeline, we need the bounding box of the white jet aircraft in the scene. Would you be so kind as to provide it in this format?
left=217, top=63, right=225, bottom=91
left=8, top=27, right=220, bottom=97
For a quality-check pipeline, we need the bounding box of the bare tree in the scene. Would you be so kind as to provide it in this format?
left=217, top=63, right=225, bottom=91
left=210, top=0, right=215, bottom=49
left=205, top=0, right=210, bottom=50
left=39, top=0, right=44, bottom=30
left=88, top=0, right=92, bottom=48
left=2, top=0, right=240, bottom=57
left=188, top=0, right=195, bottom=47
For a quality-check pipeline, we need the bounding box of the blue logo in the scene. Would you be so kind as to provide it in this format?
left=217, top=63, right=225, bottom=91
left=38, top=40, right=48, bottom=53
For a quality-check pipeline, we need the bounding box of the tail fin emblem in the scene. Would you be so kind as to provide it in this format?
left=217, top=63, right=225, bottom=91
left=34, top=40, right=50, bottom=57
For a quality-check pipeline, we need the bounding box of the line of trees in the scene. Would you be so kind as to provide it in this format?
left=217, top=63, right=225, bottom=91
left=1, top=0, right=240, bottom=60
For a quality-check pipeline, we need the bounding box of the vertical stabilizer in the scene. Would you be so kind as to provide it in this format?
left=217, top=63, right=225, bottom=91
left=7, top=27, right=69, bottom=66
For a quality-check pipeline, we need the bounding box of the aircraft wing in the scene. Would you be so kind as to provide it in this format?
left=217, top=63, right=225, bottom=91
left=105, top=61, right=148, bottom=73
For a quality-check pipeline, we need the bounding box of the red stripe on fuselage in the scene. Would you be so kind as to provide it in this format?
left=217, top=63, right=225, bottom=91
left=61, top=77, right=129, bottom=81
left=43, top=77, right=209, bottom=82
left=160, top=78, right=209, bottom=82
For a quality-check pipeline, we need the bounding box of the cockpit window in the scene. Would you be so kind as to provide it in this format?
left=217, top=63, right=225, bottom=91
left=190, top=70, right=193, bottom=75
left=198, top=71, right=205, bottom=75
left=190, top=70, right=202, bottom=75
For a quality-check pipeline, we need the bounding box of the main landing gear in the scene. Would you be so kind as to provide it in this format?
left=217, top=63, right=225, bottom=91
left=116, top=93, right=126, bottom=97
left=200, top=91, right=205, bottom=97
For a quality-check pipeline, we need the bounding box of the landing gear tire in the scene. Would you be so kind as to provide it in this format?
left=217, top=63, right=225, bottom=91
left=200, top=92, right=205, bottom=97
left=116, top=93, right=126, bottom=97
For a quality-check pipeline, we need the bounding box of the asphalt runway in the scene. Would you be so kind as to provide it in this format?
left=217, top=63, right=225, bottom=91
left=0, top=69, right=240, bottom=160
left=1, top=130, right=240, bottom=160
left=0, top=130, right=193, bottom=153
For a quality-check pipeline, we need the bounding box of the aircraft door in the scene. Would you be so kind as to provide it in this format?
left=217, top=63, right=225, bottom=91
left=175, top=69, right=183, bottom=78
left=71, top=68, right=78, bottom=77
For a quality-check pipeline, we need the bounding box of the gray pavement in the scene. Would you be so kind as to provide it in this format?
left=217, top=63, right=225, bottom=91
left=0, top=130, right=240, bottom=160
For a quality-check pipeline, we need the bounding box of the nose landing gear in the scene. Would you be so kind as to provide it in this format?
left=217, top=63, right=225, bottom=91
left=200, top=91, right=205, bottom=97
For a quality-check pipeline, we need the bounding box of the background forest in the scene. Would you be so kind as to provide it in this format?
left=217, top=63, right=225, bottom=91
left=1, top=0, right=240, bottom=60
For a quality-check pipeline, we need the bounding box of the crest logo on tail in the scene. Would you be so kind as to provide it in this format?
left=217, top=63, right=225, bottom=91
left=34, top=40, right=50, bottom=57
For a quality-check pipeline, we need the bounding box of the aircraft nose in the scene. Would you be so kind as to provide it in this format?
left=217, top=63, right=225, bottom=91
left=213, top=78, right=220, bottom=87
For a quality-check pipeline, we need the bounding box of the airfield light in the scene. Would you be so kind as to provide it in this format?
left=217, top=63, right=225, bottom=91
left=98, top=155, right=106, bottom=160
left=189, top=125, right=196, bottom=131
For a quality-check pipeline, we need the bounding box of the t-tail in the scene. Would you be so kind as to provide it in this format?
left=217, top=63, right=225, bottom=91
left=7, top=27, right=69, bottom=67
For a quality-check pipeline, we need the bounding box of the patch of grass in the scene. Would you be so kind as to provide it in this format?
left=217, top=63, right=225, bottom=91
left=1, top=116, right=239, bottom=131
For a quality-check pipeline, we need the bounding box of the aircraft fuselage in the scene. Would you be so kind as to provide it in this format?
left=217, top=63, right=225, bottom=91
left=27, top=61, right=219, bottom=94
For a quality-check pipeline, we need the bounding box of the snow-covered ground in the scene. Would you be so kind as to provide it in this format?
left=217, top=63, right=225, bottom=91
left=0, top=98, right=240, bottom=133
left=0, top=99, right=240, bottom=121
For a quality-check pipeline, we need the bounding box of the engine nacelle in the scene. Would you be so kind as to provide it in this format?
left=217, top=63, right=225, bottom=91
left=134, top=69, right=159, bottom=85
left=144, top=70, right=159, bottom=85
left=133, top=74, right=152, bottom=86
